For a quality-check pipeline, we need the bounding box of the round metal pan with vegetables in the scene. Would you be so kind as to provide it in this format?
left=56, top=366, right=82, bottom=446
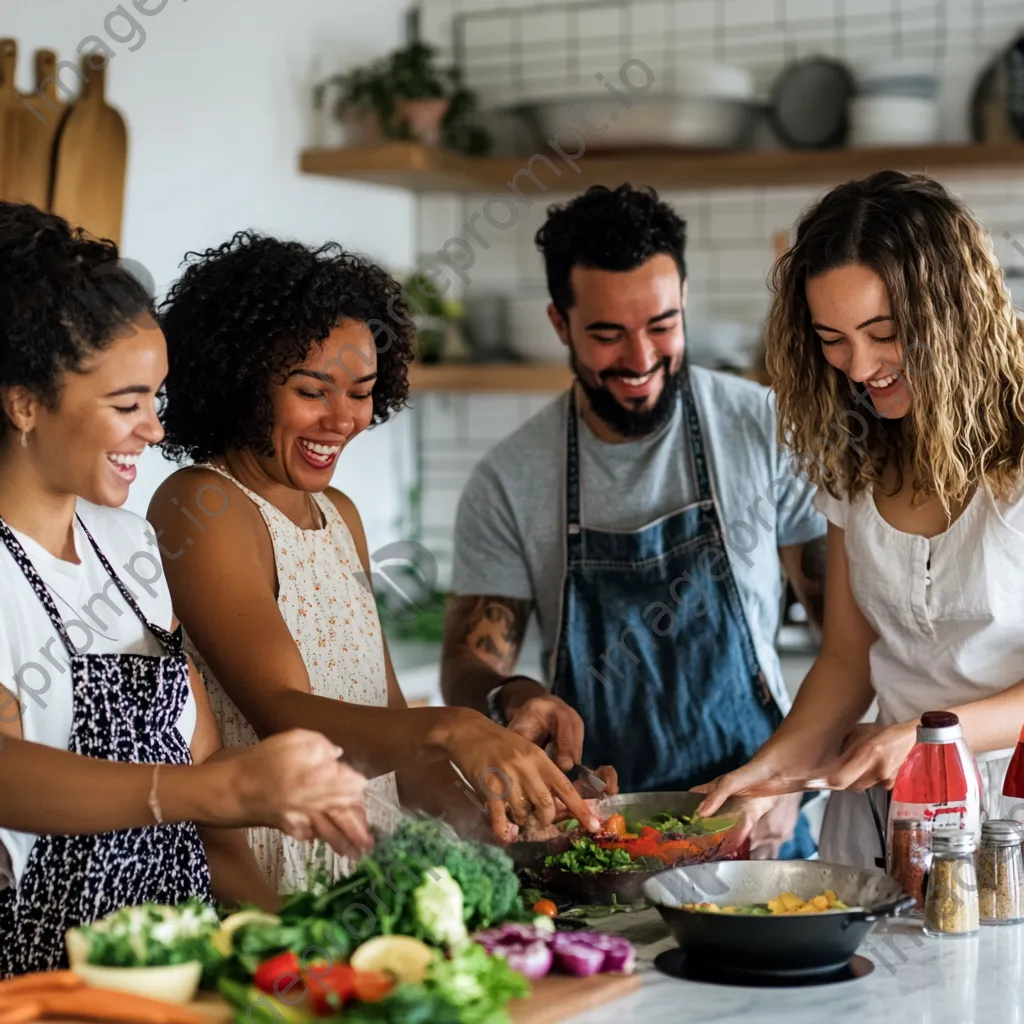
left=509, top=791, right=749, bottom=907
left=644, top=860, right=916, bottom=973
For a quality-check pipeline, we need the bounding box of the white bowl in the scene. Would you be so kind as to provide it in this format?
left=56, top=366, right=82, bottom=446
left=508, top=297, right=567, bottom=364
left=520, top=93, right=759, bottom=151
left=66, top=928, right=202, bottom=1004
left=849, top=95, right=939, bottom=145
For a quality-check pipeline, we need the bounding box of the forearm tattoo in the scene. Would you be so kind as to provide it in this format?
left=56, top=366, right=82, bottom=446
left=446, top=596, right=532, bottom=676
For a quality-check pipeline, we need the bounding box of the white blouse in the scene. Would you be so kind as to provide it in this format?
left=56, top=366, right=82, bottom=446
left=0, top=502, right=196, bottom=889
left=815, top=482, right=1024, bottom=742
left=815, top=482, right=1024, bottom=867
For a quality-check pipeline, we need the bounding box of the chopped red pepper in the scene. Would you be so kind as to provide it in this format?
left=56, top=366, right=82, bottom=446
left=639, top=826, right=661, bottom=840
left=603, top=813, right=628, bottom=836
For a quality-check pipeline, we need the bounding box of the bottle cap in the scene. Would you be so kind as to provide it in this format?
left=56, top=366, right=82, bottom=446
left=892, top=819, right=928, bottom=831
left=981, top=819, right=1024, bottom=847
left=931, top=827, right=976, bottom=854
left=917, top=711, right=963, bottom=743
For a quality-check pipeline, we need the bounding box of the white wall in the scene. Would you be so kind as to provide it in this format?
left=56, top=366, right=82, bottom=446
left=2, top=0, right=415, bottom=549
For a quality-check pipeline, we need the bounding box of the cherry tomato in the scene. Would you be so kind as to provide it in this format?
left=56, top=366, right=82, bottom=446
left=305, top=963, right=356, bottom=1016
left=533, top=898, right=558, bottom=918
left=352, top=970, right=395, bottom=1003
left=253, top=951, right=305, bottom=1001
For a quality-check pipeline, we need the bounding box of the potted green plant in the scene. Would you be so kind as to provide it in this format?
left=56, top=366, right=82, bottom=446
left=313, top=43, right=492, bottom=155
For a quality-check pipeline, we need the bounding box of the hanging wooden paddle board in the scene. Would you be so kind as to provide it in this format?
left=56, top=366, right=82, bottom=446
left=4, top=49, right=65, bottom=209
left=50, top=53, right=127, bottom=244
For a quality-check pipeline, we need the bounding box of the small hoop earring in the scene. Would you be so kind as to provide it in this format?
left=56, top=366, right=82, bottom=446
left=20, top=430, right=27, bottom=448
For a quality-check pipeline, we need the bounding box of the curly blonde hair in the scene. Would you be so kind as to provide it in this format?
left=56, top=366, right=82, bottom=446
left=766, top=170, right=1024, bottom=512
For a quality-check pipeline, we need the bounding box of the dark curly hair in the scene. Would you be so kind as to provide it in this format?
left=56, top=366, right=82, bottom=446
left=0, top=202, right=152, bottom=437
left=157, top=232, right=415, bottom=463
left=534, top=184, right=688, bottom=315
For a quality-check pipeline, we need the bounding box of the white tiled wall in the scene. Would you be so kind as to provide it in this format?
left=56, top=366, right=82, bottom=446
left=407, top=0, right=1024, bottom=584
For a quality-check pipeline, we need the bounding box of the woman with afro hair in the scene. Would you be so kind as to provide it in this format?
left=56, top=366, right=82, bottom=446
left=0, top=204, right=374, bottom=976
left=150, top=232, right=599, bottom=891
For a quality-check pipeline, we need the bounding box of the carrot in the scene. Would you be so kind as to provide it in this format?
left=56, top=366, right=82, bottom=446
left=0, top=1003, right=41, bottom=1024
left=30, top=989, right=203, bottom=1024
left=0, top=972, right=81, bottom=996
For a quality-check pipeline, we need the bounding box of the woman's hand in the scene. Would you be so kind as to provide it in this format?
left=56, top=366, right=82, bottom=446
left=694, top=757, right=805, bottom=854
left=213, top=729, right=374, bottom=860
left=440, top=710, right=603, bottom=841
left=819, top=721, right=917, bottom=792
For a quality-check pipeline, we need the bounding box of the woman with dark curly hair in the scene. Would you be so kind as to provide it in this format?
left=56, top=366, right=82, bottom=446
left=0, top=204, right=373, bottom=976
left=150, top=232, right=598, bottom=890
left=699, top=171, right=1024, bottom=867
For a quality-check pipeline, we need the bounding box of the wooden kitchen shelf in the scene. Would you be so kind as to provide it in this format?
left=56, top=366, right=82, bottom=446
left=408, top=362, right=572, bottom=392
left=301, top=141, right=1024, bottom=195
left=407, top=361, right=768, bottom=392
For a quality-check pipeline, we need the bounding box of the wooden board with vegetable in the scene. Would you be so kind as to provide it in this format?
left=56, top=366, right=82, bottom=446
left=28, top=819, right=641, bottom=1024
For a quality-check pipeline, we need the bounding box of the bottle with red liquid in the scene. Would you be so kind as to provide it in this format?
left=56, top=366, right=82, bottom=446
left=886, top=711, right=983, bottom=909
left=999, top=724, right=1024, bottom=822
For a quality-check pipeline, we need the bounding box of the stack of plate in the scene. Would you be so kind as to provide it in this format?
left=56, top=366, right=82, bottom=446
left=849, top=59, right=940, bottom=146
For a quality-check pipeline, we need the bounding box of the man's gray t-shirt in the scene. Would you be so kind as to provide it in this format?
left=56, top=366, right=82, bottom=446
left=450, top=366, right=826, bottom=714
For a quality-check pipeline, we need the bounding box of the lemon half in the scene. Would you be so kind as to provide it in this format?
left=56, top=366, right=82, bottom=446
left=349, top=935, right=434, bottom=984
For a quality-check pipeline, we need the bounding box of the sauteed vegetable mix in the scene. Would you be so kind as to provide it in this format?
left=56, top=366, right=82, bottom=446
left=545, top=812, right=740, bottom=874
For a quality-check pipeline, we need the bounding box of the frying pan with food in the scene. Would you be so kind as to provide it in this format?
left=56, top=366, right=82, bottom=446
left=644, top=860, right=916, bottom=972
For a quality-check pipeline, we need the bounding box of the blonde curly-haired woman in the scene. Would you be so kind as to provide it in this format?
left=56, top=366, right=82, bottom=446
left=699, top=170, right=1024, bottom=868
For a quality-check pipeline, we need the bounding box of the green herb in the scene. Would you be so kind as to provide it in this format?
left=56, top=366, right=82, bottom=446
left=544, top=838, right=638, bottom=875
left=626, top=812, right=738, bottom=837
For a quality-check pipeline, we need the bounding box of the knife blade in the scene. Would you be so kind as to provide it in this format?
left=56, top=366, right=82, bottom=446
left=570, top=763, right=608, bottom=795
left=736, top=775, right=836, bottom=798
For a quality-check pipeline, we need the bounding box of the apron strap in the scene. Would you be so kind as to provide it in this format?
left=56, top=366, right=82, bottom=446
left=75, top=516, right=181, bottom=651
left=0, top=515, right=78, bottom=658
left=679, top=372, right=713, bottom=504
left=564, top=389, right=584, bottom=555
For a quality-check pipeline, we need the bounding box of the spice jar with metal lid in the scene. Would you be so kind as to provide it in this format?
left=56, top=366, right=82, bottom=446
left=888, top=818, right=931, bottom=912
left=978, top=819, right=1024, bottom=925
left=924, top=828, right=980, bottom=937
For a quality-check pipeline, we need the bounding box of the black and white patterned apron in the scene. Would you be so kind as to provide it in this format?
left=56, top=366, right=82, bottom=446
left=0, top=514, right=213, bottom=977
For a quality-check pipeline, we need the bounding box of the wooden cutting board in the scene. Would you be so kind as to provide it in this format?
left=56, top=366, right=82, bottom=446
left=151, top=973, right=640, bottom=1024
left=4, top=48, right=65, bottom=209
left=50, top=53, right=127, bottom=244
left=0, top=38, right=19, bottom=200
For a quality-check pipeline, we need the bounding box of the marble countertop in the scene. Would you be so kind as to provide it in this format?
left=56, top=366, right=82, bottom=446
left=563, top=910, right=1024, bottom=1024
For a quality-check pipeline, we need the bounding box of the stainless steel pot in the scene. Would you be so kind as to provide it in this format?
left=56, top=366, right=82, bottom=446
left=644, top=860, right=916, bottom=971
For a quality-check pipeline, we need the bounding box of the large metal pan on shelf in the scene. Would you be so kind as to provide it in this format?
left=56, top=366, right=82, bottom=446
left=508, top=791, right=749, bottom=906
left=644, top=860, right=915, bottom=973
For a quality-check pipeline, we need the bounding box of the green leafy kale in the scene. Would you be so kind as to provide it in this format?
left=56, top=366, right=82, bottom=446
left=278, top=820, right=523, bottom=951
left=544, top=838, right=637, bottom=874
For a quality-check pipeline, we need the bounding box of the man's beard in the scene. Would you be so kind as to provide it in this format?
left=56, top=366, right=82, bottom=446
left=570, top=349, right=684, bottom=439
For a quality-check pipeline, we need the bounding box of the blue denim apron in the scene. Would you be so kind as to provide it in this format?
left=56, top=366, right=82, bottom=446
left=552, top=380, right=814, bottom=858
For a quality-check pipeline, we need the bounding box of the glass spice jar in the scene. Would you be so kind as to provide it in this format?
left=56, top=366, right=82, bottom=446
left=888, top=818, right=931, bottom=912
left=924, top=828, right=980, bottom=938
left=978, top=819, right=1024, bottom=926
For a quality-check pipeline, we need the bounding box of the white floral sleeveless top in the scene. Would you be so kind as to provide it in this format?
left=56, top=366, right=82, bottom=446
left=185, top=465, right=399, bottom=892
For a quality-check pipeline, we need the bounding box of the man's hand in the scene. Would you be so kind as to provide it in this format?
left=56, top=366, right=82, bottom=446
left=505, top=687, right=584, bottom=772
left=748, top=791, right=801, bottom=859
